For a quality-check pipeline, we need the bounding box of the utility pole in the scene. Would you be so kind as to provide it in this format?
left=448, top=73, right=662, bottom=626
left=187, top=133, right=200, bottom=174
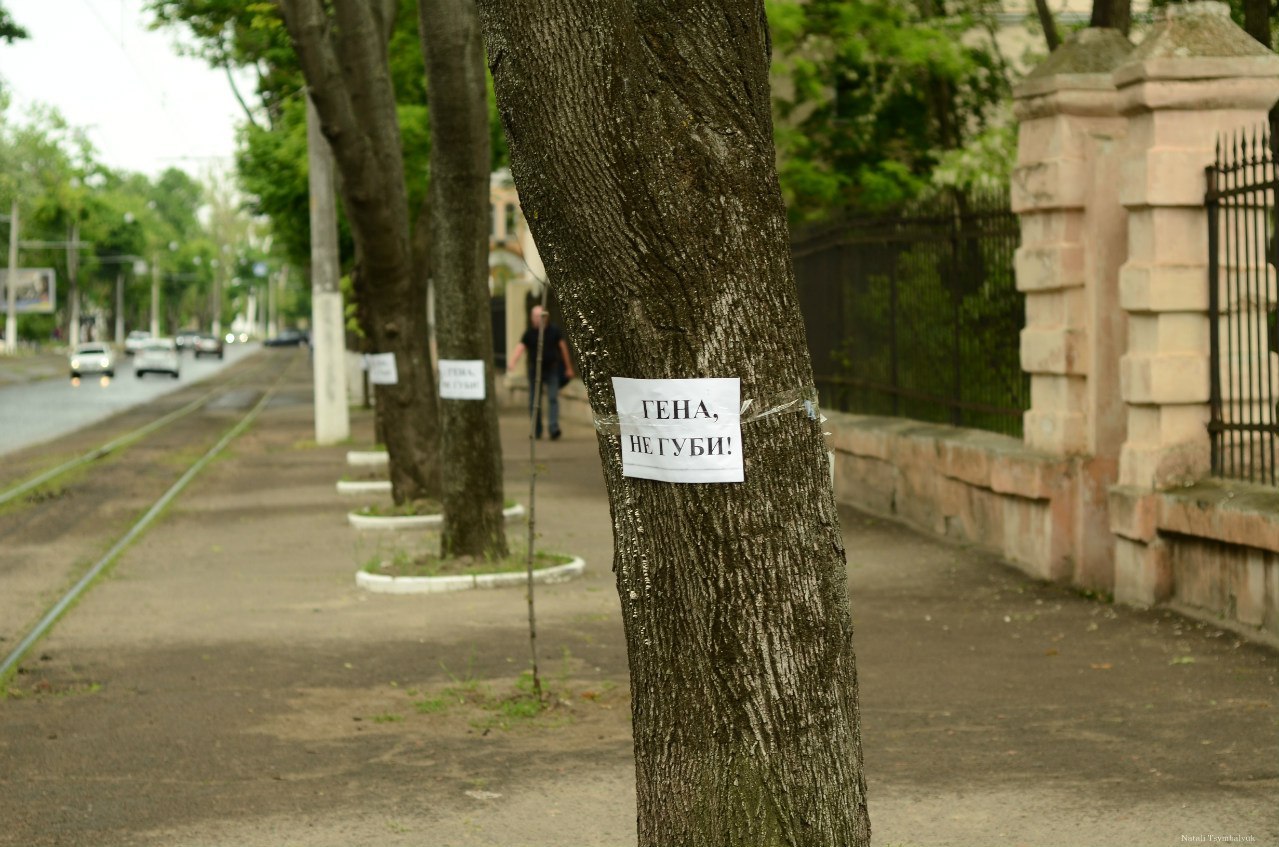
left=212, top=258, right=223, bottom=338
left=267, top=265, right=278, bottom=338
left=114, top=272, right=124, bottom=343
left=4, top=200, right=16, bottom=354
left=67, top=222, right=80, bottom=346
left=150, top=252, right=160, bottom=337
left=306, top=94, right=350, bottom=444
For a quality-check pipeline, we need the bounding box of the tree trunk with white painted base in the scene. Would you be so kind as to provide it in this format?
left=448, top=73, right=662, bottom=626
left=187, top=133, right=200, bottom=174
left=478, top=1, right=871, bottom=844
left=278, top=0, right=442, bottom=502
left=420, top=0, right=508, bottom=557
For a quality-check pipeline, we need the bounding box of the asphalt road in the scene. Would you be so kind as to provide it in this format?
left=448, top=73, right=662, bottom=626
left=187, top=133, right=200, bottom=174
left=0, top=343, right=258, bottom=457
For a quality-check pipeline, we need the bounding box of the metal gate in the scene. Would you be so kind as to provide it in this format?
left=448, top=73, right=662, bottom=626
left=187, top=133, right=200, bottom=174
left=1205, top=129, right=1279, bottom=486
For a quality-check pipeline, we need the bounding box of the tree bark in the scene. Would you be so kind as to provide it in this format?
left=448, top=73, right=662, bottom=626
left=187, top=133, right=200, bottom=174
left=277, top=0, right=441, bottom=502
left=1243, top=0, right=1272, bottom=49
left=419, top=0, right=508, bottom=557
left=1036, top=0, right=1062, bottom=50
left=477, top=1, right=870, bottom=844
left=1089, top=0, right=1131, bottom=36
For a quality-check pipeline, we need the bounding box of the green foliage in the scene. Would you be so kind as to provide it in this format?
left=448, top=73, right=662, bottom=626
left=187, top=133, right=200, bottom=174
left=0, top=1, right=27, bottom=44
left=148, top=0, right=510, bottom=282
left=1, top=92, right=257, bottom=341
left=768, top=0, right=1012, bottom=223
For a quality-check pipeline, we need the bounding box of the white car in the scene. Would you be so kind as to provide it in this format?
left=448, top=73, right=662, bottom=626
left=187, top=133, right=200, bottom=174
left=124, top=330, right=152, bottom=356
left=134, top=338, right=180, bottom=379
left=69, top=343, right=115, bottom=378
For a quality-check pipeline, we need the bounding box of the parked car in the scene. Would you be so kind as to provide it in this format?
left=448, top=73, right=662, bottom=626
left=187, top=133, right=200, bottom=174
left=263, top=329, right=309, bottom=348
left=193, top=333, right=224, bottom=359
left=134, top=338, right=181, bottom=379
left=124, top=330, right=152, bottom=356
left=69, top=343, right=115, bottom=378
left=174, top=330, right=202, bottom=352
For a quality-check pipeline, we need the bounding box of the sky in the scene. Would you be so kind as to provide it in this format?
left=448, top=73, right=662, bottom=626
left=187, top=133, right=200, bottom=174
left=0, top=0, right=249, bottom=178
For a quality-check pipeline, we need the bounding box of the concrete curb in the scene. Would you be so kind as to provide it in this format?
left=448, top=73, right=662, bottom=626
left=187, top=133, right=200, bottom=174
left=347, top=503, right=526, bottom=530
left=345, top=450, right=388, bottom=467
left=355, top=555, right=585, bottom=594
left=336, top=479, right=392, bottom=495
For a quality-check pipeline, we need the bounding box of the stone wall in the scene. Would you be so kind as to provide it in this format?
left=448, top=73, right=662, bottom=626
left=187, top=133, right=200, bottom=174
left=823, top=411, right=1279, bottom=642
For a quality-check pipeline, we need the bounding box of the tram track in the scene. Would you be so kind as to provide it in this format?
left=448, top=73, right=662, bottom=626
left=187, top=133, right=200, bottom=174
left=0, top=352, right=280, bottom=507
left=0, top=350, right=304, bottom=683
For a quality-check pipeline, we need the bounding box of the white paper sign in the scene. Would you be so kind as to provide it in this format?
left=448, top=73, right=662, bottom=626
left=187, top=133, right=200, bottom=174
left=366, top=353, right=398, bottom=385
left=612, top=377, right=743, bottom=483
left=439, top=359, right=486, bottom=400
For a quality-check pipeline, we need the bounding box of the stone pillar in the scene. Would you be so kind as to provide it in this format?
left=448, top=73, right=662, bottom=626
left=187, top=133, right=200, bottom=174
left=1012, top=29, right=1133, bottom=590
left=1012, top=28, right=1133, bottom=458
left=1109, top=1, right=1279, bottom=605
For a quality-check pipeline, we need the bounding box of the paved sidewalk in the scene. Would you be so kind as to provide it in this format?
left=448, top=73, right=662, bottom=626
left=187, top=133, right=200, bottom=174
left=0, top=364, right=1275, bottom=847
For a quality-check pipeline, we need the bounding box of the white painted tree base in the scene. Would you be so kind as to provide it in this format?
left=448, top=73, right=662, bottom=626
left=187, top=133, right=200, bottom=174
left=336, top=479, right=392, bottom=495
left=356, top=556, right=585, bottom=594
left=347, top=503, right=526, bottom=530
left=346, top=450, right=389, bottom=467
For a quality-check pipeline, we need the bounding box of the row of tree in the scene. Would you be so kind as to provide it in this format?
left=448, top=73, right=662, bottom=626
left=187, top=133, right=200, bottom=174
left=71, top=1, right=1279, bottom=845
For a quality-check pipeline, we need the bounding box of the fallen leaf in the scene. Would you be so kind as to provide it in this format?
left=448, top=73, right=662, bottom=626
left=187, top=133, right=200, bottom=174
left=1090, top=663, right=1113, bottom=670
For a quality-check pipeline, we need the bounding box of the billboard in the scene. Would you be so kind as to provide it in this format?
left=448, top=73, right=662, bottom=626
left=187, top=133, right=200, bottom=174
left=0, top=268, right=57, bottom=314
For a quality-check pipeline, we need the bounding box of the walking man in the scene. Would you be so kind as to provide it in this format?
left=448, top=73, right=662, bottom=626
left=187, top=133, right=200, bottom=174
left=508, top=305, right=575, bottom=439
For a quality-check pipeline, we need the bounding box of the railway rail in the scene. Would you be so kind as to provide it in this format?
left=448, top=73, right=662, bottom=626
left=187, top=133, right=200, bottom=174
left=0, top=349, right=302, bottom=683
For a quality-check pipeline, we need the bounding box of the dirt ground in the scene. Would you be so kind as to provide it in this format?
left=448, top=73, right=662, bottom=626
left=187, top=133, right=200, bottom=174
left=1, top=359, right=1276, bottom=847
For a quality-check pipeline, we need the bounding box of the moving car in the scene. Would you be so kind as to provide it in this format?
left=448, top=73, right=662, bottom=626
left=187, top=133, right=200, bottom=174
left=69, top=343, right=115, bottom=378
left=134, top=338, right=181, bottom=379
left=193, top=333, right=224, bottom=359
left=175, top=330, right=202, bottom=352
left=124, top=330, right=152, bottom=356
left=263, top=329, right=309, bottom=348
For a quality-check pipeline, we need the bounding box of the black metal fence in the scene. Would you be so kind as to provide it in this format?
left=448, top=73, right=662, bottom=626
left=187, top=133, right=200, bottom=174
left=792, top=192, right=1028, bottom=437
left=1206, top=130, right=1279, bottom=486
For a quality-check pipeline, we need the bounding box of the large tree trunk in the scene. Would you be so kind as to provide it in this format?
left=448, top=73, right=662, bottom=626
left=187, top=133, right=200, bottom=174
left=1243, top=0, right=1272, bottom=49
left=1089, top=0, right=1131, bottom=36
left=277, top=0, right=441, bottom=502
left=419, top=0, right=508, bottom=557
left=478, top=1, right=870, bottom=844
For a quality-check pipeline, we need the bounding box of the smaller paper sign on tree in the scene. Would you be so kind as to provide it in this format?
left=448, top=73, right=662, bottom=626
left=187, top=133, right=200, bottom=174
left=438, top=359, right=485, bottom=400
left=612, top=377, right=743, bottom=483
left=366, top=352, right=398, bottom=385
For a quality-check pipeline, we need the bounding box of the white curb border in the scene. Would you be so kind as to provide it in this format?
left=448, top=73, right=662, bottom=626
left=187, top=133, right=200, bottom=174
left=346, top=450, right=389, bottom=467
left=347, top=503, right=526, bottom=530
left=337, top=479, right=392, bottom=495
left=355, top=556, right=585, bottom=594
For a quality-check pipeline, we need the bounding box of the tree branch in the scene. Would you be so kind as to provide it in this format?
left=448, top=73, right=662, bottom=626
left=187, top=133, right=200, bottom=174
left=223, top=62, right=262, bottom=132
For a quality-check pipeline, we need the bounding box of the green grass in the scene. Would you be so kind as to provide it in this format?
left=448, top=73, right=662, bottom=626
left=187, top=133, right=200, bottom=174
left=413, top=697, right=449, bottom=714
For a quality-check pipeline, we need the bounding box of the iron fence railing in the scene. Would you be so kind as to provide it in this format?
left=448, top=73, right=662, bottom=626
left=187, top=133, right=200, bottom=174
left=792, top=192, right=1027, bottom=437
left=1206, top=130, right=1279, bottom=486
